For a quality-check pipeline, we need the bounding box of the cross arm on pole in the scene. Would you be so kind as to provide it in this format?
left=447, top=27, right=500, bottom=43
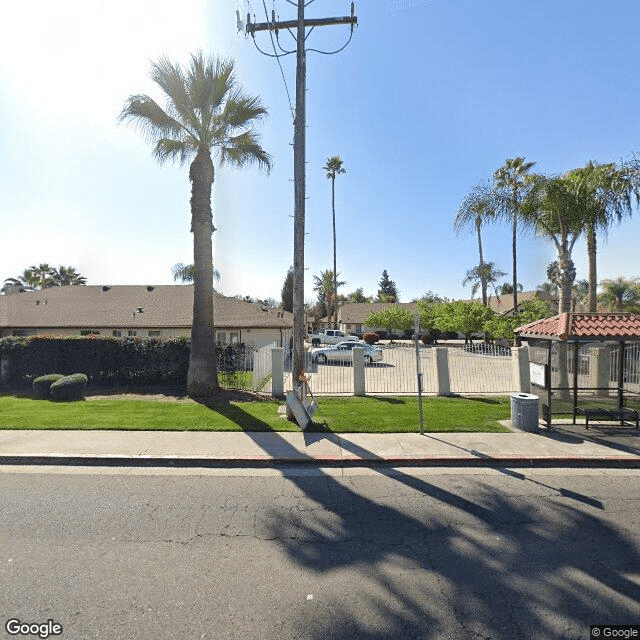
left=247, top=15, right=357, bottom=36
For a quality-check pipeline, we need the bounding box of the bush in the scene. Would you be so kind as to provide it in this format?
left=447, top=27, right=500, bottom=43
left=50, top=373, right=88, bottom=402
left=363, top=332, right=380, bottom=345
left=32, top=374, right=65, bottom=399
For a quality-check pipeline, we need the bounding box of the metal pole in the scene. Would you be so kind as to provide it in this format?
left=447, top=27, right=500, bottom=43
left=292, top=0, right=306, bottom=392
left=415, top=316, right=424, bottom=434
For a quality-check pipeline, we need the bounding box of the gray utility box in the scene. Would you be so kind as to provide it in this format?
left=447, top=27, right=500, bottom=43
left=510, top=393, right=540, bottom=431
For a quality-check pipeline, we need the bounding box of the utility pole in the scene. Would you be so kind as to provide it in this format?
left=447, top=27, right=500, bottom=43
left=246, top=2, right=357, bottom=391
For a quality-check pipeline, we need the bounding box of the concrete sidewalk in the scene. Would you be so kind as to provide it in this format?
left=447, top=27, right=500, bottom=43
left=1, top=422, right=639, bottom=467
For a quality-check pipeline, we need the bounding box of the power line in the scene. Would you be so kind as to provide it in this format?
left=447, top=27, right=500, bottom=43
left=261, top=0, right=295, bottom=118
left=245, top=1, right=358, bottom=389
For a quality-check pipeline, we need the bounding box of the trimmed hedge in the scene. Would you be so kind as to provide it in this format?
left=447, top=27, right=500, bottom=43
left=363, top=332, right=380, bottom=345
left=32, top=373, right=65, bottom=399
left=50, top=373, right=88, bottom=402
left=0, top=336, right=254, bottom=390
left=0, top=336, right=190, bottom=388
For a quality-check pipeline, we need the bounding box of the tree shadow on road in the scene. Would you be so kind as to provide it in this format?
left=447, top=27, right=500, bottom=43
left=242, top=429, right=640, bottom=639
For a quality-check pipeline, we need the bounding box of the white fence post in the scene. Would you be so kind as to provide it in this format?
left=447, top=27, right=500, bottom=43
left=511, top=346, right=530, bottom=392
left=435, top=347, right=450, bottom=396
left=353, top=346, right=365, bottom=396
left=271, top=347, right=284, bottom=398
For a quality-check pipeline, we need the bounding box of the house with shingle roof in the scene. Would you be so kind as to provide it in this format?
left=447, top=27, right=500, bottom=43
left=336, top=302, right=419, bottom=335
left=0, top=285, right=292, bottom=349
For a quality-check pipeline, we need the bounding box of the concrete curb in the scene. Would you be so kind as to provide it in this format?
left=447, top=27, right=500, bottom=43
left=2, top=454, right=640, bottom=469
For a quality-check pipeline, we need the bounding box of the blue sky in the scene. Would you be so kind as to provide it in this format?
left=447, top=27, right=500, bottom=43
left=1, top=0, right=639, bottom=304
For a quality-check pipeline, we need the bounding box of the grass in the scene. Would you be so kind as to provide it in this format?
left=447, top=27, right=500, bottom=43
left=0, top=395, right=511, bottom=433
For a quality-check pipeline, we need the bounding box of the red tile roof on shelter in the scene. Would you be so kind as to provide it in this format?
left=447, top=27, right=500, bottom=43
left=515, top=312, right=640, bottom=341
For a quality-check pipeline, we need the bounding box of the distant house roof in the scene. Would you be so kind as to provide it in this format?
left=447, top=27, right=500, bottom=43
left=0, top=285, right=292, bottom=330
left=338, top=302, right=419, bottom=325
left=515, top=312, right=640, bottom=341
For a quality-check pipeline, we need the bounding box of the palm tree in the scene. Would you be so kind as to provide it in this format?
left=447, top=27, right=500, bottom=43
left=565, top=161, right=640, bottom=311
left=598, top=277, right=640, bottom=312
left=313, top=269, right=345, bottom=328
left=493, top=157, right=536, bottom=312
left=454, top=180, right=497, bottom=306
left=572, top=278, right=589, bottom=311
left=172, top=263, right=220, bottom=284
left=499, top=282, right=523, bottom=295
left=120, top=52, right=272, bottom=397
left=462, top=262, right=506, bottom=302
left=323, top=156, right=346, bottom=329
left=520, top=173, right=584, bottom=314
left=51, top=265, right=87, bottom=286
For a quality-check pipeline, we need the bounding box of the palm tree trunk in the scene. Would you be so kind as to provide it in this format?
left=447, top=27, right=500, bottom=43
left=557, top=246, right=576, bottom=315
left=476, top=222, right=487, bottom=306
left=587, top=224, right=598, bottom=312
left=332, top=177, right=338, bottom=330
left=557, top=245, right=576, bottom=401
left=511, top=202, right=518, bottom=312
left=187, top=148, right=219, bottom=397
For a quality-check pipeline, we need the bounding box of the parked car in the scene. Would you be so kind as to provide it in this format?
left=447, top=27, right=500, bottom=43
left=309, top=329, right=359, bottom=347
left=311, top=341, right=383, bottom=365
left=461, top=343, right=511, bottom=356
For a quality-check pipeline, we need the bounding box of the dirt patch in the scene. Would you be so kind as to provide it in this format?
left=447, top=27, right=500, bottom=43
left=85, top=387, right=273, bottom=405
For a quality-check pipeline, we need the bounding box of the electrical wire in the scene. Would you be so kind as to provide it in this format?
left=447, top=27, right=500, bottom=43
left=260, top=0, right=295, bottom=119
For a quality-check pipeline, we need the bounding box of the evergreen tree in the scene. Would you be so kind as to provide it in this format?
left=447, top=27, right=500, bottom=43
left=281, top=266, right=294, bottom=312
left=377, top=270, right=399, bottom=302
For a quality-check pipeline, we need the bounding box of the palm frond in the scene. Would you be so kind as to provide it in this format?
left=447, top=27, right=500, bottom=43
left=150, top=57, right=200, bottom=137
left=218, top=90, right=269, bottom=135
left=153, top=138, right=196, bottom=166
left=119, top=95, right=187, bottom=144
left=220, top=130, right=273, bottom=173
left=454, top=180, right=496, bottom=236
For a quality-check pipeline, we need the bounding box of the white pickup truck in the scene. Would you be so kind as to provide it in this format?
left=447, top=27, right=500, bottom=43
left=309, top=329, right=358, bottom=347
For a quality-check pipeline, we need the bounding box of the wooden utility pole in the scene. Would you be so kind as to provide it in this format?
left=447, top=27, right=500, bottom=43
left=246, top=2, right=357, bottom=389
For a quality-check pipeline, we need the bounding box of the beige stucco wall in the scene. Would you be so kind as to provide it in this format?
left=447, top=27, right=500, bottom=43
left=1, top=327, right=290, bottom=349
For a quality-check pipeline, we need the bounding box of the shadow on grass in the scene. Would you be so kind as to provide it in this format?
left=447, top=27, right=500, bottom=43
left=196, top=397, right=279, bottom=432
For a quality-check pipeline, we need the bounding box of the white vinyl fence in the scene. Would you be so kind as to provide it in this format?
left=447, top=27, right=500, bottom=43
left=281, top=344, right=522, bottom=396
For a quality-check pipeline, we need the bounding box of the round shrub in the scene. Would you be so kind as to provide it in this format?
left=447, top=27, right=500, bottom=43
left=50, top=373, right=88, bottom=402
left=32, top=374, right=65, bottom=399
left=363, top=332, right=380, bottom=345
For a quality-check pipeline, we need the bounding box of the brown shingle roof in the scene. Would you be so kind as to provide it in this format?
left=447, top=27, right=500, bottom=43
left=0, top=285, right=292, bottom=330
left=515, top=312, right=640, bottom=341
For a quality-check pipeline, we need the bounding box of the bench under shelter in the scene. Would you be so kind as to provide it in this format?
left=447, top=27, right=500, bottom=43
left=514, top=312, right=640, bottom=430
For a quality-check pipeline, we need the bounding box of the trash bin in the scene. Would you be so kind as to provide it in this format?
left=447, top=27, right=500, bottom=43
left=510, top=393, right=540, bottom=432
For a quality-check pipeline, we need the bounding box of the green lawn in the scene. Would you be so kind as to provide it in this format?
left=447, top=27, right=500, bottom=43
left=0, top=395, right=511, bottom=433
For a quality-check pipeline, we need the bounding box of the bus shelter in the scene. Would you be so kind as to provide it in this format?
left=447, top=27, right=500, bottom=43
left=514, top=312, right=640, bottom=430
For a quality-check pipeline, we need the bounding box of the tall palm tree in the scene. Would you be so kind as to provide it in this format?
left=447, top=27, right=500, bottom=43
left=172, top=263, right=220, bottom=284
left=462, top=262, right=506, bottom=302
left=565, top=161, right=640, bottom=311
left=323, top=156, right=346, bottom=329
left=493, top=157, right=536, bottom=312
left=454, top=180, right=497, bottom=306
left=598, top=277, right=640, bottom=312
left=520, top=173, right=584, bottom=314
left=313, top=269, right=345, bottom=328
left=120, top=52, right=272, bottom=397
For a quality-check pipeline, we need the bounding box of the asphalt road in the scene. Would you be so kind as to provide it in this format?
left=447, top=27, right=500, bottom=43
left=1, top=465, right=639, bottom=640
